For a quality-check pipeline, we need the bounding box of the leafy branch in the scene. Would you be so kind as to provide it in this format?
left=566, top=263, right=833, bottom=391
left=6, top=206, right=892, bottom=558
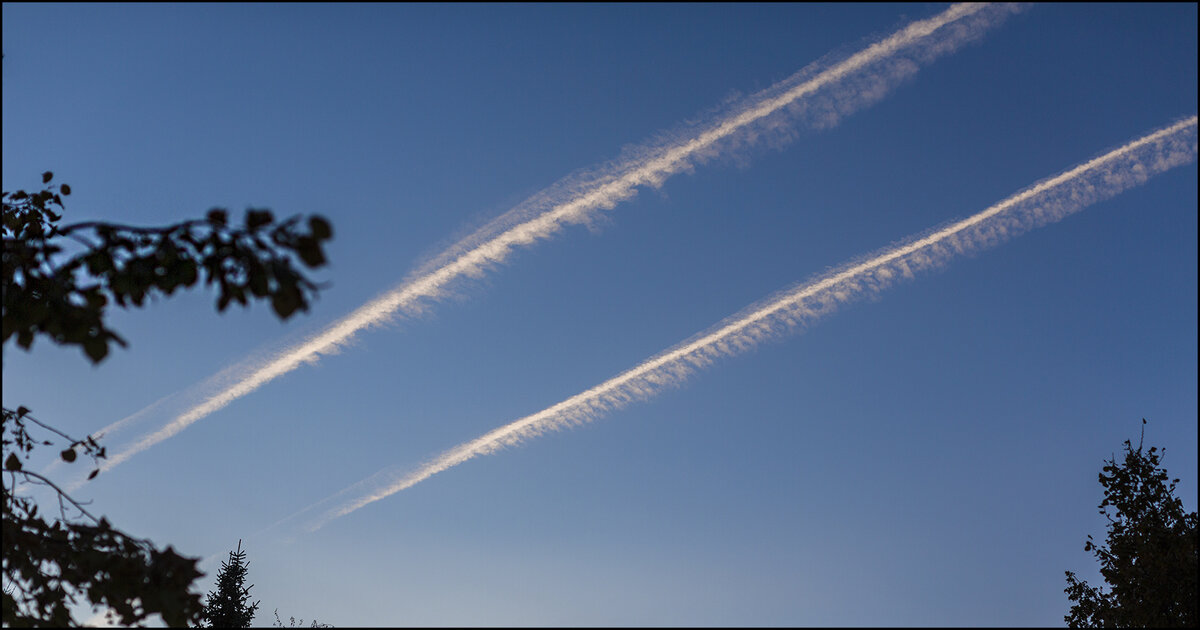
left=3, top=172, right=333, bottom=363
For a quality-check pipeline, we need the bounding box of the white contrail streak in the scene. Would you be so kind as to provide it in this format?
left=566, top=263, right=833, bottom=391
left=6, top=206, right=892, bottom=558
left=282, top=116, right=1198, bottom=534
left=90, top=3, right=1020, bottom=479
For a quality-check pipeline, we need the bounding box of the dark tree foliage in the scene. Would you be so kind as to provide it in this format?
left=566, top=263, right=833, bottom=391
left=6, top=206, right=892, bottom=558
left=2, top=173, right=333, bottom=626
left=2, top=408, right=203, bottom=627
left=3, top=172, right=333, bottom=364
left=1064, top=421, right=1198, bottom=628
left=199, top=541, right=260, bottom=628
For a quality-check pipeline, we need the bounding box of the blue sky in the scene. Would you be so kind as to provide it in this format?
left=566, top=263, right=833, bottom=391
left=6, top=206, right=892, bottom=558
left=3, top=3, right=1197, bottom=626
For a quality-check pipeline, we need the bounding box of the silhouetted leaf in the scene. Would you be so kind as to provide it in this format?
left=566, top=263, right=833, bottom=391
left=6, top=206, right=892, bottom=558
left=308, top=216, right=332, bottom=240
left=295, top=237, right=325, bottom=267
left=83, top=337, right=108, bottom=363
left=245, top=209, right=274, bottom=230
left=271, top=289, right=299, bottom=319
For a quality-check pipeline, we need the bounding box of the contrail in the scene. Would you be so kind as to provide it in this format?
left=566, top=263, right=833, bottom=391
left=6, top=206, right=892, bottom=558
left=92, top=3, right=1019, bottom=479
left=280, top=116, right=1198, bottom=534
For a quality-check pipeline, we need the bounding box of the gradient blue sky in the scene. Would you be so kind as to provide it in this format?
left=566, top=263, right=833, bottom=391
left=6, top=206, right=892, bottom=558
left=3, top=3, right=1196, bottom=626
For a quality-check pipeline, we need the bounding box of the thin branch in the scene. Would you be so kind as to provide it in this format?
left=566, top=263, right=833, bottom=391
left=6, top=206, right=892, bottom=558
left=15, top=412, right=87, bottom=447
left=12, top=469, right=164, bottom=550
left=62, top=231, right=100, bottom=250
left=12, top=469, right=100, bottom=525
left=57, top=219, right=202, bottom=236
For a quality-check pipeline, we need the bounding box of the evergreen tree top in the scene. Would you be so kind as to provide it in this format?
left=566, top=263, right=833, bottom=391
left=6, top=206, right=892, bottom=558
left=201, top=540, right=261, bottom=628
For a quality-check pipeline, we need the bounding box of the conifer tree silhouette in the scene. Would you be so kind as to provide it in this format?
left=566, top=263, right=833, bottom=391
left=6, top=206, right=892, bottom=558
left=201, top=540, right=261, bottom=628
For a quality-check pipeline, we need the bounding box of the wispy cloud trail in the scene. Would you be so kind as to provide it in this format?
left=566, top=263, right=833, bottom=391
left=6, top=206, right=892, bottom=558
left=282, top=116, right=1198, bottom=534
left=93, top=3, right=1018, bottom=478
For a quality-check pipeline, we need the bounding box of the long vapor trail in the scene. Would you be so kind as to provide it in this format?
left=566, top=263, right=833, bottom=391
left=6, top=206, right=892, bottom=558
left=93, top=3, right=1019, bottom=478
left=280, top=116, right=1198, bottom=534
